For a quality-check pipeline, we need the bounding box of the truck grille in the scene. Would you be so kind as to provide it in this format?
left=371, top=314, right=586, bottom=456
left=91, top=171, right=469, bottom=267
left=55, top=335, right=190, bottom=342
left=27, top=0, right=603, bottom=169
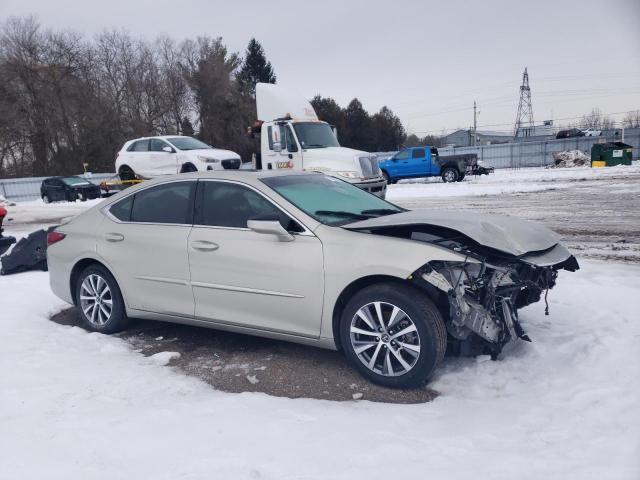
left=359, top=156, right=381, bottom=178
left=221, top=159, right=241, bottom=170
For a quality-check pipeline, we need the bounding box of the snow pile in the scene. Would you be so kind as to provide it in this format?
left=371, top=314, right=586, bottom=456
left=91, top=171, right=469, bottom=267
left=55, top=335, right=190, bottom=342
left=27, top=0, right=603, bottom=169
left=550, top=150, right=590, bottom=168
left=1, top=263, right=639, bottom=479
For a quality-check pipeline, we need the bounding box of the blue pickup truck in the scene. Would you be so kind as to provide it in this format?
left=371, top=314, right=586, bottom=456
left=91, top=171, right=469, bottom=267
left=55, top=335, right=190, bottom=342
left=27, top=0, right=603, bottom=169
left=378, top=147, right=485, bottom=183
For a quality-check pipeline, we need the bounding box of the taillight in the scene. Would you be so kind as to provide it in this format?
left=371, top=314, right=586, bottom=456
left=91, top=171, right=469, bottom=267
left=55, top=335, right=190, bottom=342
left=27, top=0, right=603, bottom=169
left=47, top=231, right=66, bottom=246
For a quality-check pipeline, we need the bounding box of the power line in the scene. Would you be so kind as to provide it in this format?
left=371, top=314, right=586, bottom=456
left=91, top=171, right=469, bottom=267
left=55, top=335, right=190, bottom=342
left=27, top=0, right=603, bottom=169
left=409, top=109, right=639, bottom=136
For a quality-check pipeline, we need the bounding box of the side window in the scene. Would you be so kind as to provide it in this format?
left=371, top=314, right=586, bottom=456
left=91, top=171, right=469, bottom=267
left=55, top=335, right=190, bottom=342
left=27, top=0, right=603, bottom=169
left=109, top=195, right=134, bottom=222
left=150, top=139, right=170, bottom=152
left=130, top=140, right=149, bottom=152
left=197, top=182, right=303, bottom=232
left=395, top=150, right=410, bottom=160
left=412, top=148, right=426, bottom=159
left=267, top=126, right=274, bottom=150
left=285, top=126, right=298, bottom=152
left=130, top=182, right=195, bottom=224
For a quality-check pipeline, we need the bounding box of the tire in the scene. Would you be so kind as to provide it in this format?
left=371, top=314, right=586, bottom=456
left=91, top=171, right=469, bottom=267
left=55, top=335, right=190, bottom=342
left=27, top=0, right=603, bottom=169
left=180, top=163, right=197, bottom=173
left=441, top=167, right=459, bottom=183
left=119, top=166, right=136, bottom=181
left=42, top=194, right=50, bottom=204
left=75, top=264, right=129, bottom=334
left=339, top=283, right=447, bottom=388
left=457, top=173, right=466, bottom=182
left=382, top=170, right=391, bottom=183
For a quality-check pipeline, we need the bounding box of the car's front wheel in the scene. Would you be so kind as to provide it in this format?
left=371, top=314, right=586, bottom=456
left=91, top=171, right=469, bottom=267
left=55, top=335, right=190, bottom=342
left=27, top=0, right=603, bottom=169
left=339, top=283, right=447, bottom=388
left=75, top=264, right=129, bottom=334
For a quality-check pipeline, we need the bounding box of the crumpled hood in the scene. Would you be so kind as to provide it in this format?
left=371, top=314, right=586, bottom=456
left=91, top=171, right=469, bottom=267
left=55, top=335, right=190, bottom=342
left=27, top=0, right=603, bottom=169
left=344, top=210, right=561, bottom=257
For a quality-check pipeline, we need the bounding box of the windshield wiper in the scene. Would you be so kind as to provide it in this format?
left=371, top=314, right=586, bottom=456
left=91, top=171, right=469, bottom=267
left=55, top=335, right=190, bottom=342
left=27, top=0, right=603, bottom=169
left=360, top=208, right=402, bottom=216
left=315, top=210, right=370, bottom=220
left=304, top=144, right=328, bottom=148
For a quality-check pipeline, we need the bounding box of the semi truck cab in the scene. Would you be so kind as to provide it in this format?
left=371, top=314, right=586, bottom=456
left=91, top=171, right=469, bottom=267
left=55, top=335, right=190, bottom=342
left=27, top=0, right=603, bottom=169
left=255, top=83, right=387, bottom=198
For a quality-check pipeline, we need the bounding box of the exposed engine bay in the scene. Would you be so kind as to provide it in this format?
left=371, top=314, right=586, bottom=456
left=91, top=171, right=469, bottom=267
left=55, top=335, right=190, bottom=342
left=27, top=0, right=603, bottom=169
left=347, top=219, right=580, bottom=358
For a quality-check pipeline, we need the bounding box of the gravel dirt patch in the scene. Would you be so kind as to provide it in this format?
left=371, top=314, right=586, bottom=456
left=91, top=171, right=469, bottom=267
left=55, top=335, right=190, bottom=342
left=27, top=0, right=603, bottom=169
left=50, top=307, right=438, bottom=404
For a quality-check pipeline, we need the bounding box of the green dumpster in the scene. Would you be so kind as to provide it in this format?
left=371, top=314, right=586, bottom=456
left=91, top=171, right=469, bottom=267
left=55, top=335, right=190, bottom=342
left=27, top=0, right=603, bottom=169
left=591, top=142, right=633, bottom=167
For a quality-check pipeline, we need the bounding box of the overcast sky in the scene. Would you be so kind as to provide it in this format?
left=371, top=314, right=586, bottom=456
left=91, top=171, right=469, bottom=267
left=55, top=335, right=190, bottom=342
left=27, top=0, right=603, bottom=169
left=2, top=0, right=639, bottom=134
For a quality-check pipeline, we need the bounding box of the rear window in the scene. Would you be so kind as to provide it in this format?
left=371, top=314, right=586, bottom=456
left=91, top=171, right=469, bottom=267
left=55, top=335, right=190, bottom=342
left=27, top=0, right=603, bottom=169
left=128, top=140, right=149, bottom=152
left=130, top=182, right=195, bottom=224
left=411, top=148, right=425, bottom=159
left=109, top=195, right=134, bottom=222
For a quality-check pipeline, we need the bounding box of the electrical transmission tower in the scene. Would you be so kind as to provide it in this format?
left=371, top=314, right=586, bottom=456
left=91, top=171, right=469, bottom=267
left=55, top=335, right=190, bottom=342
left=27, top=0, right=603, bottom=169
left=513, top=67, right=534, bottom=137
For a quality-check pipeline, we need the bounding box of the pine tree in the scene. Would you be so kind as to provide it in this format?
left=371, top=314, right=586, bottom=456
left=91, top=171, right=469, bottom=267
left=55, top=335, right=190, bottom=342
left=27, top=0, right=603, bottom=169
left=237, top=39, right=276, bottom=96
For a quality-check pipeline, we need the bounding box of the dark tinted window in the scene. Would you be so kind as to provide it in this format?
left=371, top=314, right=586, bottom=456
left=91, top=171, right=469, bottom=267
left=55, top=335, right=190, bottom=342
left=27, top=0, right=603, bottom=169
left=412, top=148, right=426, bottom=159
left=267, top=126, right=274, bottom=150
left=197, top=181, right=302, bottom=232
left=150, top=139, right=170, bottom=152
left=130, top=140, right=149, bottom=152
left=131, top=182, right=195, bottom=224
left=109, top=195, right=134, bottom=222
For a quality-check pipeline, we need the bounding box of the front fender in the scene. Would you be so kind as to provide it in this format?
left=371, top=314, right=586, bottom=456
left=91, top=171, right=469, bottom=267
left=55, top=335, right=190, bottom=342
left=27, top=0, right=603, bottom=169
left=317, top=225, right=472, bottom=339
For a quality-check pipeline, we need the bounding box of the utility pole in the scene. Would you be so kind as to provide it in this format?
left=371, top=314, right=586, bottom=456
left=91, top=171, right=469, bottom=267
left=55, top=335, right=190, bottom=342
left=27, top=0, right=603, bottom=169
left=473, top=101, right=477, bottom=146
left=513, top=67, right=535, bottom=138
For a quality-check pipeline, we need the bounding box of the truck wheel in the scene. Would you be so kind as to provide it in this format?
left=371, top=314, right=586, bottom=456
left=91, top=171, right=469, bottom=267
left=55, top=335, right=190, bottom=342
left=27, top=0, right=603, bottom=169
left=457, top=173, right=466, bottom=182
left=119, top=166, right=135, bottom=181
left=339, top=282, right=447, bottom=388
left=441, top=168, right=459, bottom=183
left=382, top=171, right=390, bottom=183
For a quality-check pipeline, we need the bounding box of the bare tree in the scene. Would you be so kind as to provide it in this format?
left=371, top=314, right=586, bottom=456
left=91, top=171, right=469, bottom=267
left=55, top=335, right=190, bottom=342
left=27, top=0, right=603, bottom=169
left=622, top=110, right=640, bottom=129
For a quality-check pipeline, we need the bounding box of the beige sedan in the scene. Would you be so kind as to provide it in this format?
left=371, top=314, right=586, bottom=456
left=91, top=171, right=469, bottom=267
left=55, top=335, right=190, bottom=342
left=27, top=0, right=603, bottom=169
left=47, top=171, right=577, bottom=388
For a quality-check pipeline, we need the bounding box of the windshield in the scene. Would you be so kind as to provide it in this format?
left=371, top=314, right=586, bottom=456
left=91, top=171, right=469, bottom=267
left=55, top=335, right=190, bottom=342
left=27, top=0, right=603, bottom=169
left=261, top=174, right=403, bottom=226
left=62, top=177, right=92, bottom=186
left=292, top=122, right=340, bottom=149
left=166, top=137, right=212, bottom=151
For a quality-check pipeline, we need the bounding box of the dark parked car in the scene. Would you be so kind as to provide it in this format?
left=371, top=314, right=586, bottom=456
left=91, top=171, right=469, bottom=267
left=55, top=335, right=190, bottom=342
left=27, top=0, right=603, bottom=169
left=40, top=176, right=101, bottom=203
left=556, top=128, right=585, bottom=139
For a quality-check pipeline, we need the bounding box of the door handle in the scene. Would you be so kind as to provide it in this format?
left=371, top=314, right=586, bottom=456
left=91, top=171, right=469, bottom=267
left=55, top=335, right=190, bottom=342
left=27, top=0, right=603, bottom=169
left=191, top=240, right=219, bottom=252
left=104, top=232, right=124, bottom=242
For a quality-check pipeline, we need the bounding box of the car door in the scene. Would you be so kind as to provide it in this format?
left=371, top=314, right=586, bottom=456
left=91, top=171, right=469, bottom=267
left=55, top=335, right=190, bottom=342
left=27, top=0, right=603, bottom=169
left=389, top=149, right=410, bottom=177
left=98, top=180, right=196, bottom=317
left=149, top=138, right=179, bottom=175
left=188, top=180, right=324, bottom=338
left=409, top=148, right=427, bottom=176
left=128, top=139, right=152, bottom=177
left=51, top=179, right=66, bottom=201
left=276, top=124, right=303, bottom=170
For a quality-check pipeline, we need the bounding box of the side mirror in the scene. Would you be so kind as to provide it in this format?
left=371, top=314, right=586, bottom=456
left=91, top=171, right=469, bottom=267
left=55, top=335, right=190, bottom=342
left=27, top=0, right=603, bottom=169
left=272, top=142, right=283, bottom=153
left=247, top=219, right=294, bottom=242
left=162, top=146, right=174, bottom=153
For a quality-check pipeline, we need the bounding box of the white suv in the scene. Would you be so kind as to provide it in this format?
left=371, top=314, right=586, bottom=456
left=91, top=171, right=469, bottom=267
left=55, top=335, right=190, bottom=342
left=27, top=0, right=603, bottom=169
left=115, top=136, right=242, bottom=180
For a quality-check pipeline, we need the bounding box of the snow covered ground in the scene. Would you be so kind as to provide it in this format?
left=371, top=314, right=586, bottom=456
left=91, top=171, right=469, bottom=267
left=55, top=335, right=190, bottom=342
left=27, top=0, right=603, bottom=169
left=1, top=166, right=639, bottom=478
left=1, top=262, right=638, bottom=479
left=386, top=164, right=640, bottom=200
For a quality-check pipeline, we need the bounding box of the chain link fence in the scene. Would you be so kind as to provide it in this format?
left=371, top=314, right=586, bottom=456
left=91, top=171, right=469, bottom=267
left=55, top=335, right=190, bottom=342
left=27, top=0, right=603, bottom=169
left=439, top=132, right=639, bottom=169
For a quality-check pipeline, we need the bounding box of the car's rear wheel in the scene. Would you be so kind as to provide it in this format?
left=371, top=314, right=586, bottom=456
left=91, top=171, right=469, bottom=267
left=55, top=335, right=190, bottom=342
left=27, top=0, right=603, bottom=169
left=119, top=166, right=136, bottom=181
left=75, top=264, right=129, bottom=334
left=441, top=167, right=459, bottom=183
left=457, top=173, right=466, bottom=182
left=339, top=283, right=447, bottom=388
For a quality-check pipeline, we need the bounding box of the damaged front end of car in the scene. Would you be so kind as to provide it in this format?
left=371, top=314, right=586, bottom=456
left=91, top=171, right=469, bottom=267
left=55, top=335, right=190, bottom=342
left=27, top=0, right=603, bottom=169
left=344, top=211, right=579, bottom=358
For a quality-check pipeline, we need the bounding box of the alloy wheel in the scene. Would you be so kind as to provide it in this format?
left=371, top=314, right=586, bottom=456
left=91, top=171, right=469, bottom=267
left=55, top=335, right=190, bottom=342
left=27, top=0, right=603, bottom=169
left=79, top=274, right=113, bottom=326
left=349, top=301, right=421, bottom=377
